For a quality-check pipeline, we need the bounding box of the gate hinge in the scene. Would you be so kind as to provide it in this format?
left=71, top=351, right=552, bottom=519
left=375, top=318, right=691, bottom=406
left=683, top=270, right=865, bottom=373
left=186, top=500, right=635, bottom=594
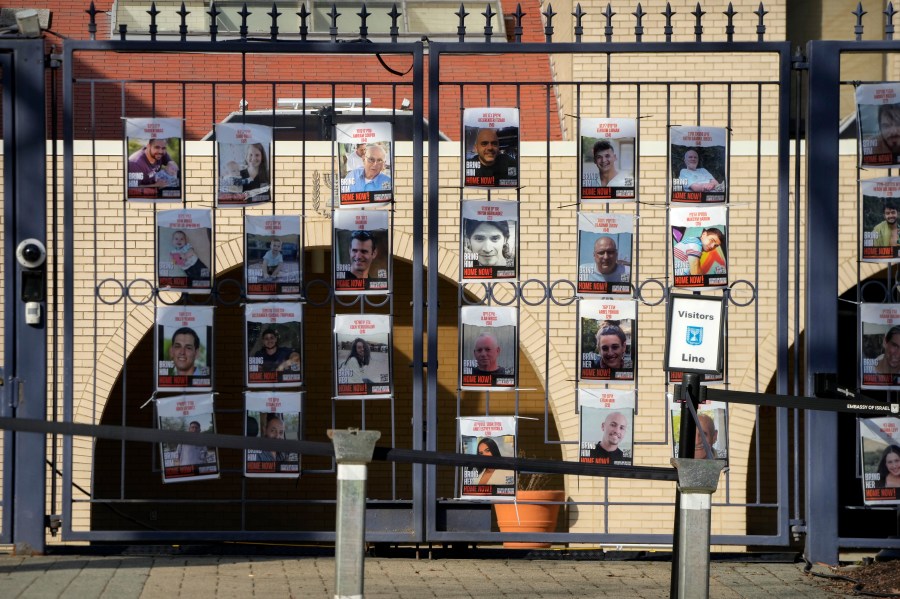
left=791, top=47, right=808, bottom=71
left=7, top=377, right=23, bottom=409
left=47, top=53, right=63, bottom=69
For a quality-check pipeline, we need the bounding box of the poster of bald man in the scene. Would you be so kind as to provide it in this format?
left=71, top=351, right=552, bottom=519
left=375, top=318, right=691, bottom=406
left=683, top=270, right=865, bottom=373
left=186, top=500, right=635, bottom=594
left=337, top=122, right=394, bottom=205
left=577, top=212, right=633, bottom=295
left=579, top=389, right=635, bottom=466
left=463, top=107, right=519, bottom=188
left=333, top=208, right=391, bottom=295
left=579, top=299, right=636, bottom=382
left=669, top=398, right=728, bottom=461
left=461, top=200, right=518, bottom=281
left=334, top=313, right=392, bottom=398
left=155, top=305, right=214, bottom=393
left=860, top=178, right=900, bottom=261
left=859, top=417, right=900, bottom=505
left=245, top=214, right=302, bottom=298
left=671, top=205, right=728, bottom=290
left=460, top=305, right=517, bottom=390
left=670, top=126, right=728, bottom=204
left=125, top=117, right=182, bottom=202
left=157, top=393, right=219, bottom=483
left=244, top=391, right=302, bottom=479
left=246, top=302, right=302, bottom=388
left=857, top=83, right=900, bottom=168
left=157, top=209, right=212, bottom=293
left=459, top=416, right=517, bottom=499
left=580, top=118, right=636, bottom=202
left=216, top=123, right=272, bottom=207
left=861, top=303, right=900, bottom=389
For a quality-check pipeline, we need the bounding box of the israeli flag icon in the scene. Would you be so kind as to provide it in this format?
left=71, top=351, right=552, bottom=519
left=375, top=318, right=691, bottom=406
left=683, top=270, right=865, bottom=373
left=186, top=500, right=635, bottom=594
left=686, top=326, right=703, bottom=346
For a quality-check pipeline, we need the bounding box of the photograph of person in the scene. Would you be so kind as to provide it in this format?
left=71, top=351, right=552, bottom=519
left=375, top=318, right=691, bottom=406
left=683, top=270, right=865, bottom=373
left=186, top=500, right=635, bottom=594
left=334, top=314, right=392, bottom=398
left=246, top=302, right=302, bottom=388
left=337, top=122, right=394, bottom=205
left=861, top=178, right=900, bottom=261
left=577, top=212, right=633, bottom=295
left=462, top=107, right=519, bottom=188
left=670, top=126, right=727, bottom=203
left=860, top=417, right=900, bottom=504
left=155, top=306, right=213, bottom=392
left=857, top=83, right=900, bottom=167
left=460, top=200, right=518, bottom=281
left=460, top=306, right=517, bottom=390
left=245, top=214, right=302, bottom=298
left=157, top=393, right=219, bottom=483
left=333, top=208, right=390, bottom=294
left=580, top=118, right=636, bottom=202
left=157, top=209, right=212, bottom=292
left=125, top=117, right=182, bottom=202
left=216, top=123, right=272, bottom=206
left=459, top=416, right=516, bottom=499
left=579, top=299, right=636, bottom=382
left=860, top=303, right=900, bottom=389
left=579, top=389, right=635, bottom=466
left=670, top=399, right=728, bottom=461
left=244, top=391, right=301, bottom=478
left=671, top=205, right=728, bottom=289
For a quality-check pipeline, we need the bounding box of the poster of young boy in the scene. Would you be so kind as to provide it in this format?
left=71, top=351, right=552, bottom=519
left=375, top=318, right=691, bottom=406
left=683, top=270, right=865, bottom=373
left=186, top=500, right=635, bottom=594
left=579, top=299, right=636, bottom=382
left=459, top=415, right=516, bottom=500
left=580, top=118, right=636, bottom=202
left=460, top=200, right=518, bottom=282
left=245, top=214, right=302, bottom=298
left=462, top=107, right=519, bottom=189
left=333, top=209, right=391, bottom=295
left=337, top=122, right=393, bottom=205
left=334, top=313, right=392, bottom=398
left=860, top=417, right=900, bottom=505
left=860, top=303, right=900, bottom=389
left=856, top=83, right=900, bottom=167
left=670, top=126, right=728, bottom=203
left=157, top=209, right=212, bottom=293
left=860, top=178, right=900, bottom=262
left=157, top=393, right=219, bottom=483
left=671, top=205, right=728, bottom=290
left=244, top=391, right=302, bottom=478
left=579, top=388, right=635, bottom=466
left=246, top=302, right=302, bottom=388
left=155, top=305, right=213, bottom=393
left=669, top=397, right=728, bottom=461
left=577, top=212, right=633, bottom=295
left=459, top=305, right=517, bottom=390
left=125, top=117, right=183, bottom=202
left=216, top=123, right=272, bottom=206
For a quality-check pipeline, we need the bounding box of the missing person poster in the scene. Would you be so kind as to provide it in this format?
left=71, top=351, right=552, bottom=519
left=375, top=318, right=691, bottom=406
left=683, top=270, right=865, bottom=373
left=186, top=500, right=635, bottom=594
left=670, top=126, right=728, bottom=203
left=157, top=209, right=212, bottom=292
left=245, top=214, right=302, bottom=298
left=579, top=388, right=635, bottom=466
left=460, top=305, right=517, bottom=390
left=860, top=417, right=900, bottom=505
left=861, top=303, right=900, bottom=389
left=580, top=118, right=636, bottom=202
left=155, top=305, right=213, bottom=393
left=459, top=415, right=516, bottom=500
left=669, top=397, right=728, bottom=461
left=334, top=313, right=392, bottom=398
left=246, top=303, right=302, bottom=388
left=856, top=83, right=900, bottom=167
left=125, top=117, right=183, bottom=202
left=461, top=200, right=518, bottom=281
left=333, top=209, right=390, bottom=295
left=861, top=178, right=900, bottom=262
left=463, top=107, right=519, bottom=188
left=244, top=391, right=302, bottom=478
left=671, top=205, right=728, bottom=289
left=216, top=123, right=272, bottom=206
left=668, top=369, right=725, bottom=385
left=157, top=393, right=219, bottom=483
left=577, top=212, right=633, bottom=295
left=579, top=299, right=636, bottom=382
left=337, top=122, right=393, bottom=205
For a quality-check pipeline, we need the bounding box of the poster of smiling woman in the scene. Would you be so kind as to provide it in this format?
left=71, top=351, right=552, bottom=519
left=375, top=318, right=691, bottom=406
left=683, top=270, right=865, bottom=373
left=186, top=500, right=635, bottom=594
left=579, top=299, right=636, bottom=382
left=857, top=83, right=900, bottom=167
left=459, top=416, right=516, bottom=500
left=460, top=200, right=518, bottom=282
left=216, top=123, right=272, bottom=207
left=860, top=417, right=900, bottom=505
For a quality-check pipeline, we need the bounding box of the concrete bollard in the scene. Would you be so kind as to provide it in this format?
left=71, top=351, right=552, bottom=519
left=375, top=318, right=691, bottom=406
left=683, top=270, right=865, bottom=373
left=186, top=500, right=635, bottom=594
left=670, top=457, right=725, bottom=599
left=328, top=428, right=381, bottom=599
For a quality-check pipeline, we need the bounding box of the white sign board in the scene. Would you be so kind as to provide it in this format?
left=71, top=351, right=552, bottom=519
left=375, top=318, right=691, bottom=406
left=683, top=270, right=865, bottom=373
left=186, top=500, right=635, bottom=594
left=665, top=294, right=724, bottom=374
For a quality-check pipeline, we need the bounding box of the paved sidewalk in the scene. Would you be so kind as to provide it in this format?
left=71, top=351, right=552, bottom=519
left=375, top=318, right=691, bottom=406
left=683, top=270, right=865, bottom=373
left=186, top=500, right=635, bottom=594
left=0, top=552, right=847, bottom=598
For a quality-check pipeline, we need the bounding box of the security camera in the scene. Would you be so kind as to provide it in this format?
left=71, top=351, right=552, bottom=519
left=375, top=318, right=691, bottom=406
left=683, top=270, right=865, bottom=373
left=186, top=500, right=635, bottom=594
left=16, top=239, right=46, bottom=269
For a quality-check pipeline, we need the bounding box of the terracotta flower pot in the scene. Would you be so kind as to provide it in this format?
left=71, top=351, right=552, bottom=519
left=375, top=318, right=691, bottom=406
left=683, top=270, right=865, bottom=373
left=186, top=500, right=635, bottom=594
left=494, top=489, right=566, bottom=548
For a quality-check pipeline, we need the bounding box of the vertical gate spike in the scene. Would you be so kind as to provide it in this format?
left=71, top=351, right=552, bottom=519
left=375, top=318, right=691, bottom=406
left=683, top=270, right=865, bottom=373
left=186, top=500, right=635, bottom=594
left=853, top=2, right=867, bottom=41
left=543, top=3, right=556, bottom=42
left=886, top=1, right=897, bottom=40
left=329, top=4, right=341, bottom=42
left=298, top=4, right=310, bottom=40
left=208, top=1, right=220, bottom=42
left=388, top=3, right=401, bottom=43
left=269, top=3, right=281, bottom=41
left=633, top=3, right=646, bottom=42
left=603, top=3, right=616, bottom=43
left=119, top=23, right=127, bottom=41
left=456, top=4, right=468, bottom=42
left=148, top=2, right=159, bottom=42
left=86, top=1, right=98, bottom=40
left=239, top=3, right=250, bottom=40
left=178, top=1, right=190, bottom=42
left=573, top=3, right=585, bottom=43
left=358, top=3, right=371, bottom=40
left=754, top=2, right=767, bottom=41
left=724, top=3, right=736, bottom=42
left=482, top=4, right=495, bottom=43
left=512, top=3, right=525, bottom=43
left=692, top=2, right=705, bottom=42
left=662, top=2, right=675, bottom=43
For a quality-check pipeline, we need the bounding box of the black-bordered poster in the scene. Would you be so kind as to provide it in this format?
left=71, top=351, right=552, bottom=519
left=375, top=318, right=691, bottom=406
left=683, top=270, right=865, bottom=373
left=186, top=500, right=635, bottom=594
left=216, top=123, right=272, bottom=206
left=459, top=306, right=517, bottom=390
left=333, top=209, right=390, bottom=294
left=670, top=126, right=727, bottom=203
left=671, top=205, right=727, bottom=290
left=861, top=303, right=900, bottom=390
left=157, top=209, right=212, bottom=292
left=246, top=302, right=302, bottom=388
left=337, top=122, right=393, bottom=205
left=577, top=212, right=633, bottom=295
left=579, top=388, right=635, bottom=466
left=244, top=391, right=302, bottom=478
left=580, top=118, right=636, bottom=202
left=462, top=107, right=519, bottom=188
left=459, top=416, right=516, bottom=500
left=334, top=314, right=392, bottom=398
left=856, top=83, right=900, bottom=168
left=245, top=214, right=302, bottom=298
left=860, top=417, right=900, bottom=505
left=157, top=394, right=219, bottom=483
left=579, top=299, right=636, bottom=382
left=125, top=117, right=182, bottom=202
left=861, top=178, right=900, bottom=262
left=669, top=397, right=728, bottom=461
left=155, top=305, right=214, bottom=393
left=461, top=200, right=518, bottom=281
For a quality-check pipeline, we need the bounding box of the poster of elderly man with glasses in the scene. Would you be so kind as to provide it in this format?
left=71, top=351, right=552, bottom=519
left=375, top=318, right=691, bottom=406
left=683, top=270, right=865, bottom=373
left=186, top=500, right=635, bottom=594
left=333, top=208, right=391, bottom=295
left=337, top=122, right=394, bottom=205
